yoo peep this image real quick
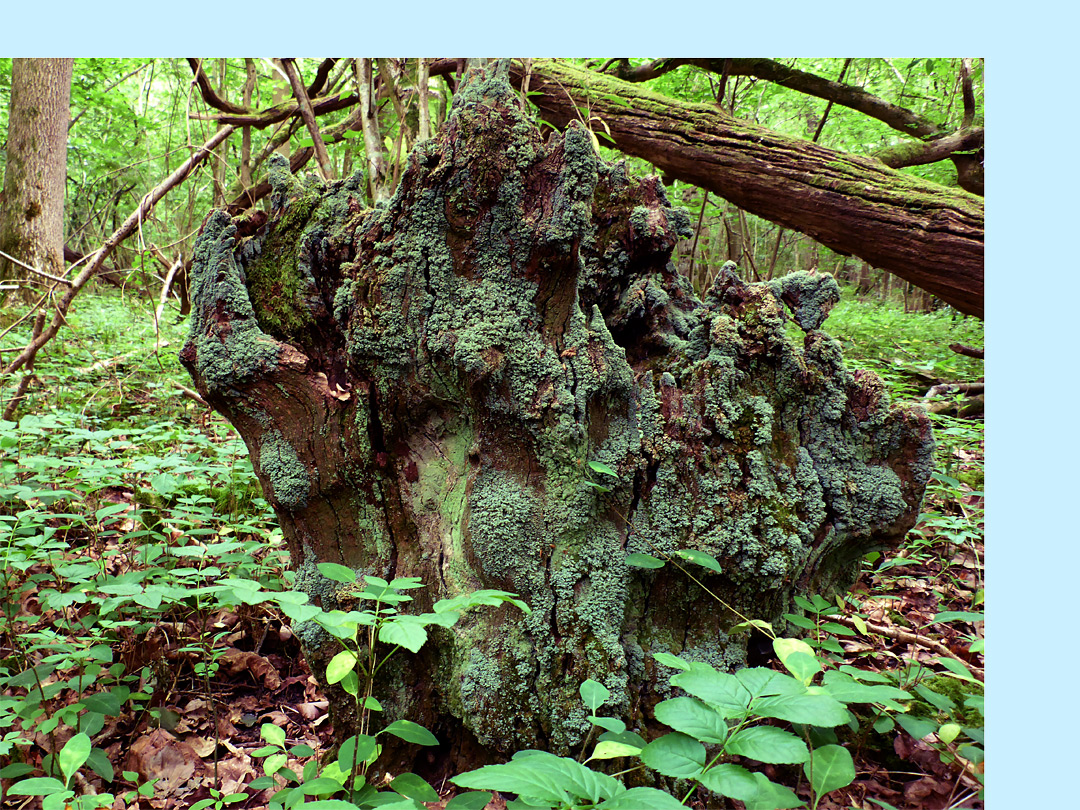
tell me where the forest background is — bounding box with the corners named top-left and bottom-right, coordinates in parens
top-left (0, 17), bottom-right (1067, 810)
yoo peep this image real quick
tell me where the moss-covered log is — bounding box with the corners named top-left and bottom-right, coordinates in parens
top-left (181, 63), bottom-right (933, 779)
top-left (508, 59), bottom-right (984, 318)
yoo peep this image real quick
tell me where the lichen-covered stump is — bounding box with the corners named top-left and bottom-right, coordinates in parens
top-left (181, 64), bottom-right (933, 776)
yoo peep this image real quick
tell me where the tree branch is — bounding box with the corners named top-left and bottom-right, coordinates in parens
top-left (2, 126), bottom-right (235, 376)
top-left (281, 58), bottom-right (334, 181)
top-left (874, 126), bottom-right (984, 169)
top-left (191, 91), bottom-right (358, 128)
top-left (605, 58), bottom-right (949, 141)
top-left (187, 58), bottom-right (249, 114)
top-left (306, 58), bottom-right (339, 98)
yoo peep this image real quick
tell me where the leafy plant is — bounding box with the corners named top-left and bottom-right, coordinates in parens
top-left (451, 636), bottom-right (902, 809)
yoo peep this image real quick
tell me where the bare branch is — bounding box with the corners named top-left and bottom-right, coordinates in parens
top-left (281, 58), bottom-right (335, 181)
top-left (190, 90), bottom-right (358, 128)
top-left (604, 58), bottom-right (949, 140)
top-left (874, 126), bottom-right (984, 169)
top-left (306, 58), bottom-right (339, 97)
top-left (187, 58), bottom-right (249, 114)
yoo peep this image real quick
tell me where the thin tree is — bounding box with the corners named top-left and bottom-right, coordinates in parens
top-left (0, 58), bottom-right (73, 305)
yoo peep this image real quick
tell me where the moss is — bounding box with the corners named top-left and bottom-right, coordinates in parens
top-left (256, 429), bottom-right (311, 511)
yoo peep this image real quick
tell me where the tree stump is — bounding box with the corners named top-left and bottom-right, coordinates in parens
top-left (181, 63), bottom-right (933, 776)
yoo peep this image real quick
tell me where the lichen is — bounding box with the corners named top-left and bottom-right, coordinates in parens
top-left (767, 270), bottom-right (842, 331)
top-left (257, 429), bottom-right (310, 511)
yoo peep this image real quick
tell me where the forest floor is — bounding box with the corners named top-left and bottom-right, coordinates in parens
top-left (0, 290), bottom-right (984, 810)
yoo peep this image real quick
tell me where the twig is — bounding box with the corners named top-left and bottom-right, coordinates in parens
top-left (948, 342), bottom-right (984, 360)
top-left (830, 615), bottom-right (983, 679)
top-left (154, 257), bottom-right (184, 327)
top-left (0, 248), bottom-right (74, 287)
top-left (2, 311), bottom-right (45, 420)
top-left (175, 382), bottom-right (209, 407)
top-left (924, 382), bottom-right (984, 400)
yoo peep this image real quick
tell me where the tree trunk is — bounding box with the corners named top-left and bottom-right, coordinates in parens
top-left (508, 60), bottom-right (984, 318)
top-left (181, 64), bottom-right (933, 780)
top-left (1, 58), bottom-right (73, 304)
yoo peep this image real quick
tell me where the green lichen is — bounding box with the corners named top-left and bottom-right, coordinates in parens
top-left (767, 270), bottom-right (842, 331)
top-left (257, 429), bottom-right (310, 511)
top-left (184, 211), bottom-right (280, 394)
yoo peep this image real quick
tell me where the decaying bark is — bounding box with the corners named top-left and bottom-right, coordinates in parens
top-left (181, 64), bottom-right (933, 777)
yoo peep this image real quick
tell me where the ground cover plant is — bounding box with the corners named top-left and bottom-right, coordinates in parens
top-left (0, 283), bottom-right (983, 809)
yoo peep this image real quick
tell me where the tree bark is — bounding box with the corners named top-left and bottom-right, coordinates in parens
top-left (180, 64), bottom-right (933, 779)
top-left (508, 60), bottom-right (984, 318)
top-left (0, 58), bottom-right (73, 304)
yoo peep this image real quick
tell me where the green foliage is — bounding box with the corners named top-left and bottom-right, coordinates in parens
top-left (452, 641), bottom-right (870, 809)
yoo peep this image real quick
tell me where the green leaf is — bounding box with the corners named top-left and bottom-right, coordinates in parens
top-left (805, 744), bottom-right (856, 797)
top-left (753, 691), bottom-right (850, 727)
top-left (895, 713), bottom-right (938, 740)
top-left (379, 619), bottom-right (428, 653)
top-left (85, 746), bottom-right (114, 782)
top-left (317, 563), bottom-right (356, 583)
top-left (937, 657), bottom-right (978, 682)
top-left (452, 750), bottom-right (622, 805)
top-left (697, 762), bottom-right (760, 801)
top-left (725, 726), bottom-right (809, 764)
top-left (263, 753), bottom-right (287, 776)
top-left (672, 549), bottom-right (722, 573)
top-left (670, 666), bottom-right (750, 717)
top-left (728, 619), bottom-right (774, 636)
top-left (639, 732), bottom-right (706, 778)
top-left (325, 650), bottom-right (358, 684)
top-left (261, 722), bottom-right (286, 748)
top-left (8, 776), bottom-right (68, 796)
top-left (382, 720), bottom-right (439, 746)
top-left (598, 729), bottom-right (648, 749)
top-left (588, 740), bottom-right (642, 760)
top-left (626, 552), bottom-right (665, 569)
top-left (446, 792), bottom-right (493, 810)
top-left (821, 670), bottom-right (911, 707)
top-left (81, 691), bottom-right (123, 716)
top-left (579, 679), bottom-right (610, 712)
top-left (652, 651), bottom-right (692, 671)
top-left (588, 715), bottom-right (625, 734)
top-left (58, 732), bottom-right (91, 785)
top-left (300, 776), bottom-right (349, 795)
top-left (742, 772), bottom-right (805, 809)
top-left (150, 473), bottom-right (178, 496)
top-left (937, 722), bottom-right (962, 744)
top-left (596, 786), bottom-right (688, 808)
top-left (653, 696), bottom-right (729, 745)
top-left (773, 637), bottom-right (820, 685)
top-left (586, 460), bottom-right (618, 478)
top-left (391, 772), bottom-right (440, 803)
top-left (932, 611), bottom-right (984, 623)
top-left (339, 669), bottom-right (360, 696)
top-left (338, 734), bottom-right (378, 770)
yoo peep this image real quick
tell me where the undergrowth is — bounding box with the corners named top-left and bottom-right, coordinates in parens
top-left (0, 288), bottom-right (985, 808)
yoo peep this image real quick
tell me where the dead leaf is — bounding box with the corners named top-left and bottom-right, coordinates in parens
top-left (219, 648), bottom-right (283, 690)
top-left (126, 728), bottom-right (203, 789)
